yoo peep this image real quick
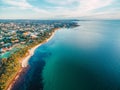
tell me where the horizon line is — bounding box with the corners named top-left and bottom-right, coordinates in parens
top-left (0, 18), bottom-right (78, 20)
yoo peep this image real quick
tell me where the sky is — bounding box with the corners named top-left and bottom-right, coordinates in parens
top-left (0, 0), bottom-right (120, 19)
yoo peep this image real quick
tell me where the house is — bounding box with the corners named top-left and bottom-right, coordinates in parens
top-left (30, 34), bottom-right (38, 39)
top-left (23, 31), bottom-right (31, 36)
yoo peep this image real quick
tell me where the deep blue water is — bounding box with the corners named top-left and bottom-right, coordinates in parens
top-left (12, 20), bottom-right (120, 90)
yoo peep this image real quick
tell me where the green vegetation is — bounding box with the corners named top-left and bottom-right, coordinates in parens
top-left (0, 29), bottom-right (56, 90)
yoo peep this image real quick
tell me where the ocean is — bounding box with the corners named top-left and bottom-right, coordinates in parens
top-left (12, 20), bottom-right (120, 90)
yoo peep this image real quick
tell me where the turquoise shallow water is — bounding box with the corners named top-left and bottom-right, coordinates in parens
top-left (12, 20), bottom-right (120, 90)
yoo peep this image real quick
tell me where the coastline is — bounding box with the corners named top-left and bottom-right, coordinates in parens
top-left (7, 30), bottom-right (56, 90)
top-left (22, 29), bottom-right (56, 68)
top-left (22, 31), bottom-right (55, 67)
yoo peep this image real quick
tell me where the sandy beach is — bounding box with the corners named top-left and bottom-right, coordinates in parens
top-left (21, 44), bottom-right (42, 67)
top-left (7, 31), bottom-right (56, 90)
top-left (22, 31), bottom-right (55, 67)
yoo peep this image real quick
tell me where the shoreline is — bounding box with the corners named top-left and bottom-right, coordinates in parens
top-left (22, 31), bottom-right (55, 67)
top-left (7, 30), bottom-right (56, 90)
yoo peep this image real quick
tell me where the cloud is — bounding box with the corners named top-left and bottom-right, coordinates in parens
top-left (2, 0), bottom-right (32, 9)
top-left (67, 0), bottom-right (113, 17)
top-left (44, 0), bottom-right (114, 18)
top-left (1, 0), bottom-right (49, 14)
top-left (45, 0), bottom-right (79, 5)
top-left (0, 0), bottom-right (120, 19)
top-left (79, 0), bottom-right (113, 11)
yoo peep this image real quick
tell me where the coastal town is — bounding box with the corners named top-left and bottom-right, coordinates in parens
top-left (0, 20), bottom-right (79, 90)
top-left (0, 20), bottom-right (78, 59)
